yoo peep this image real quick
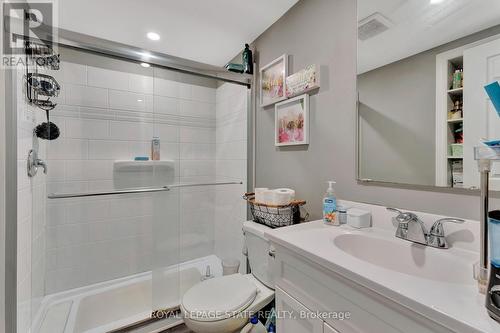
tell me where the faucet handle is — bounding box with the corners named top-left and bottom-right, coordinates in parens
top-left (387, 207), bottom-right (418, 224)
top-left (429, 218), bottom-right (465, 237)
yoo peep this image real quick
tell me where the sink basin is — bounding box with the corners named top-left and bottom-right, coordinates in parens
top-left (333, 233), bottom-right (475, 285)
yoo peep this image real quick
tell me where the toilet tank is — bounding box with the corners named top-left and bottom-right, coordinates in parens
top-left (243, 221), bottom-right (275, 289)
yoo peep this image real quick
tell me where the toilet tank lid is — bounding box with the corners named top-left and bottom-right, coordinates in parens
top-left (243, 220), bottom-right (272, 239)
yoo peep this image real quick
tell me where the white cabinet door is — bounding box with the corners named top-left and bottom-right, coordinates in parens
top-left (463, 37), bottom-right (500, 189)
top-left (275, 286), bottom-right (323, 333)
top-left (324, 322), bottom-right (340, 333)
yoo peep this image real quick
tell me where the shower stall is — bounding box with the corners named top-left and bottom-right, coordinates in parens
top-left (7, 27), bottom-right (252, 333)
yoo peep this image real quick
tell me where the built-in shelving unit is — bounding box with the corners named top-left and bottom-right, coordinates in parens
top-left (436, 47), bottom-right (465, 188)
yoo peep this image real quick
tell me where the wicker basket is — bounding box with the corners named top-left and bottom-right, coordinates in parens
top-left (243, 192), bottom-right (307, 228)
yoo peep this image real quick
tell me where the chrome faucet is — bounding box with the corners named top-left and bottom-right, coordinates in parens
top-left (387, 208), bottom-right (464, 249)
top-left (27, 149), bottom-right (48, 177)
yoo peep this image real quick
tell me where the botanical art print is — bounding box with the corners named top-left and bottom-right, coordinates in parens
top-left (260, 54), bottom-right (288, 107)
top-left (275, 94), bottom-right (309, 146)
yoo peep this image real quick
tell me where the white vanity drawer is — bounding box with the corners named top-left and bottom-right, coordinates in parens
top-left (272, 244), bottom-right (455, 333)
top-left (276, 286), bottom-right (324, 333)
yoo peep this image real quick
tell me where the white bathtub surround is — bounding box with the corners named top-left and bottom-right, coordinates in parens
top-left (266, 201), bottom-right (498, 333)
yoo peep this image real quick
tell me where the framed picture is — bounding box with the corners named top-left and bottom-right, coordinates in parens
top-left (285, 64), bottom-right (320, 98)
top-left (260, 54), bottom-right (288, 107)
top-left (275, 94), bottom-right (309, 146)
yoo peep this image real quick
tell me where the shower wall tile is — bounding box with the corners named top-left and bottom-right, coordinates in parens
top-left (87, 66), bottom-right (130, 90)
top-left (88, 140), bottom-right (129, 159)
top-left (65, 118), bottom-right (109, 139)
top-left (53, 62), bottom-right (87, 85)
top-left (180, 127), bottom-right (216, 143)
top-left (154, 95), bottom-right (179, 115)
top-left (154, 78), bottom-right (180, 98)
top-left (109, 120), bottom-right (154, 141)
top-left (48, 138), bottom-right (89, 160)
top-left (109, 90), bottom-right (151, 112)
top-left (192, 85), bottom-right (216, 103)
top-left (129, 73), bottom-right (154, 94)
top-left (154, 123), bottom-right (180, 142)
top-left (180, 143), bottom-right (216, 160)
top-left (65, 84), bottom-right (109, 108)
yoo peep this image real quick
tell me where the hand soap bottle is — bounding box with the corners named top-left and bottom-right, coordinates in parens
top-left (323, 181), bottom-right (339, 225)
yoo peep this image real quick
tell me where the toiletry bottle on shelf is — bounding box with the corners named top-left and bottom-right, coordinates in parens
top-left (241, 316), bottom-right (266, 333)
top-left (151, 137), bottom-right (160, 161)
top-left (323, 181), bottom-right (339, 226)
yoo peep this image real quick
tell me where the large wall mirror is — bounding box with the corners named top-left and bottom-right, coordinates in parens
top-left (357, 0), bottom-right (500, 190)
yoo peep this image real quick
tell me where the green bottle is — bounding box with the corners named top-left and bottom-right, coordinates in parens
top-left (242, 44), bottom-right (253, 75)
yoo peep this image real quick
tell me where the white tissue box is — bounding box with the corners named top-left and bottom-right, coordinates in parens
top-left (347, 208), bottom-right (371, 228)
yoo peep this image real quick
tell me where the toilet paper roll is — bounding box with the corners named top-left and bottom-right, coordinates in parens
top-left (260, 190), bottom-right (276, 205)
top-left (254, 188), bottom-right (269, 204)
top-left (271, 188), bottom-right (295, 206)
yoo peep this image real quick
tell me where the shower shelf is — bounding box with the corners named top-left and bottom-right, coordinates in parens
top-left (113, 160), bottom-right (175, 172)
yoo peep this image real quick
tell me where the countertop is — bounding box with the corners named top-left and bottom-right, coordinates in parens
top-left (265, 221), bottom-right (500, 333)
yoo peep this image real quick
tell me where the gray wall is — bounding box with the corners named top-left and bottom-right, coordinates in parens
top-left (358, 53), bottom-right (436, 186)
top-left (251, 0), bottom-right (493, 221)
top-left (357, 24), bottom-right (500, 187)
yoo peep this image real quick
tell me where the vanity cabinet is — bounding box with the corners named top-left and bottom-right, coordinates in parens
top-left (272, 243), bottom-right (457, 333)
top-left (276, 286), bottom-right (325, 333)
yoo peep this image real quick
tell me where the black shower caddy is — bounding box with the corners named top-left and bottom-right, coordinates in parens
top-left (25, 39), bottom-right (61, 140)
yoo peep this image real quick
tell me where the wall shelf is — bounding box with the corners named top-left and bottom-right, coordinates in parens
top-left (435, 47), bottom-right (465, 188)
top-left (447, 87), bottom-right (463, 95)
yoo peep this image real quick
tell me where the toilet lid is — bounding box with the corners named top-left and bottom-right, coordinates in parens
top-left (181, 274), bottom-right (257, 322)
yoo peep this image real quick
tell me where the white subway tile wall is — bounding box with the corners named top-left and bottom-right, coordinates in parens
top-left (16, 57), bottom-right (247, 333)
top-left (16, 65), bottom-right (47, 333)
top-left (44, 60), bottom-right (222, 294)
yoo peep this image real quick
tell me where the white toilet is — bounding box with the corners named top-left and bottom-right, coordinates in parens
top-left (181, 221), bottom-right (275, 333)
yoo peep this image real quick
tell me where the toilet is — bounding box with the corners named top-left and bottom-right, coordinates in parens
top-left (181, 221), bottom-right (275, 333)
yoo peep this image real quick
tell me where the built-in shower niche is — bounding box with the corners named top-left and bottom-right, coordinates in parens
top-left (113, 160), bottom-right (175, 189)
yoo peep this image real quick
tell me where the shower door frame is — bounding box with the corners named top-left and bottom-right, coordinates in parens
top-left (3, 16), bottom-right (255, 333)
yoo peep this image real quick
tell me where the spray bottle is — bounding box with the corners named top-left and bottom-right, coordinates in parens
top-left (323, 181), bottom-right (339, 225)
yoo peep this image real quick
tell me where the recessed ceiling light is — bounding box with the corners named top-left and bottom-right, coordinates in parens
top-left (430, 0), bottom-right (445, 4)
top-left (137, 99), bottom-right (143, 102)
top-left (147, 32), bottom-right (160, 41)
top-left (140, 62), bottom-right (150, 68)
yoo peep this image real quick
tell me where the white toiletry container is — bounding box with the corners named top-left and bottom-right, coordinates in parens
top-left (347, 208), bottom-right (371, 228)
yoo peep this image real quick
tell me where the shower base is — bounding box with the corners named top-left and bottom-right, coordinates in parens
top-left (33, 255), bottom-right (222, 333)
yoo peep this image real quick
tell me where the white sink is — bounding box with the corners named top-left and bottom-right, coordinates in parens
top-left (333, 233), bottom-right (473, 284)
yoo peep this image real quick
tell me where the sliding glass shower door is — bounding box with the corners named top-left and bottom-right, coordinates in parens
top-left (37, 47), bottom-right (181, 332)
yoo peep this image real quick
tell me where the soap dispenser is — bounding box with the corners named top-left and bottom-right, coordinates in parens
top-left (323, 181), bottom-right (338, 225)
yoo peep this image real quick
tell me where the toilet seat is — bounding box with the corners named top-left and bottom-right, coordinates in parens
top-left (181, 274), bottom-right (258, 322)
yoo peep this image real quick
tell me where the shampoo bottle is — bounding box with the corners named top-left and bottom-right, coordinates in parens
top-left (323, 181), bottom-right (339, 225)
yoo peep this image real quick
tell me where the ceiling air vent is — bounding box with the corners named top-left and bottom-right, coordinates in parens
top-left (358, 13), bottom-right (393, 41)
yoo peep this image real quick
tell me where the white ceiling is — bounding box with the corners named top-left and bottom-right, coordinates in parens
top-left (57, 0), bottom-right (299, 66)
top-left (358, 0), bottom-right (500, 74)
